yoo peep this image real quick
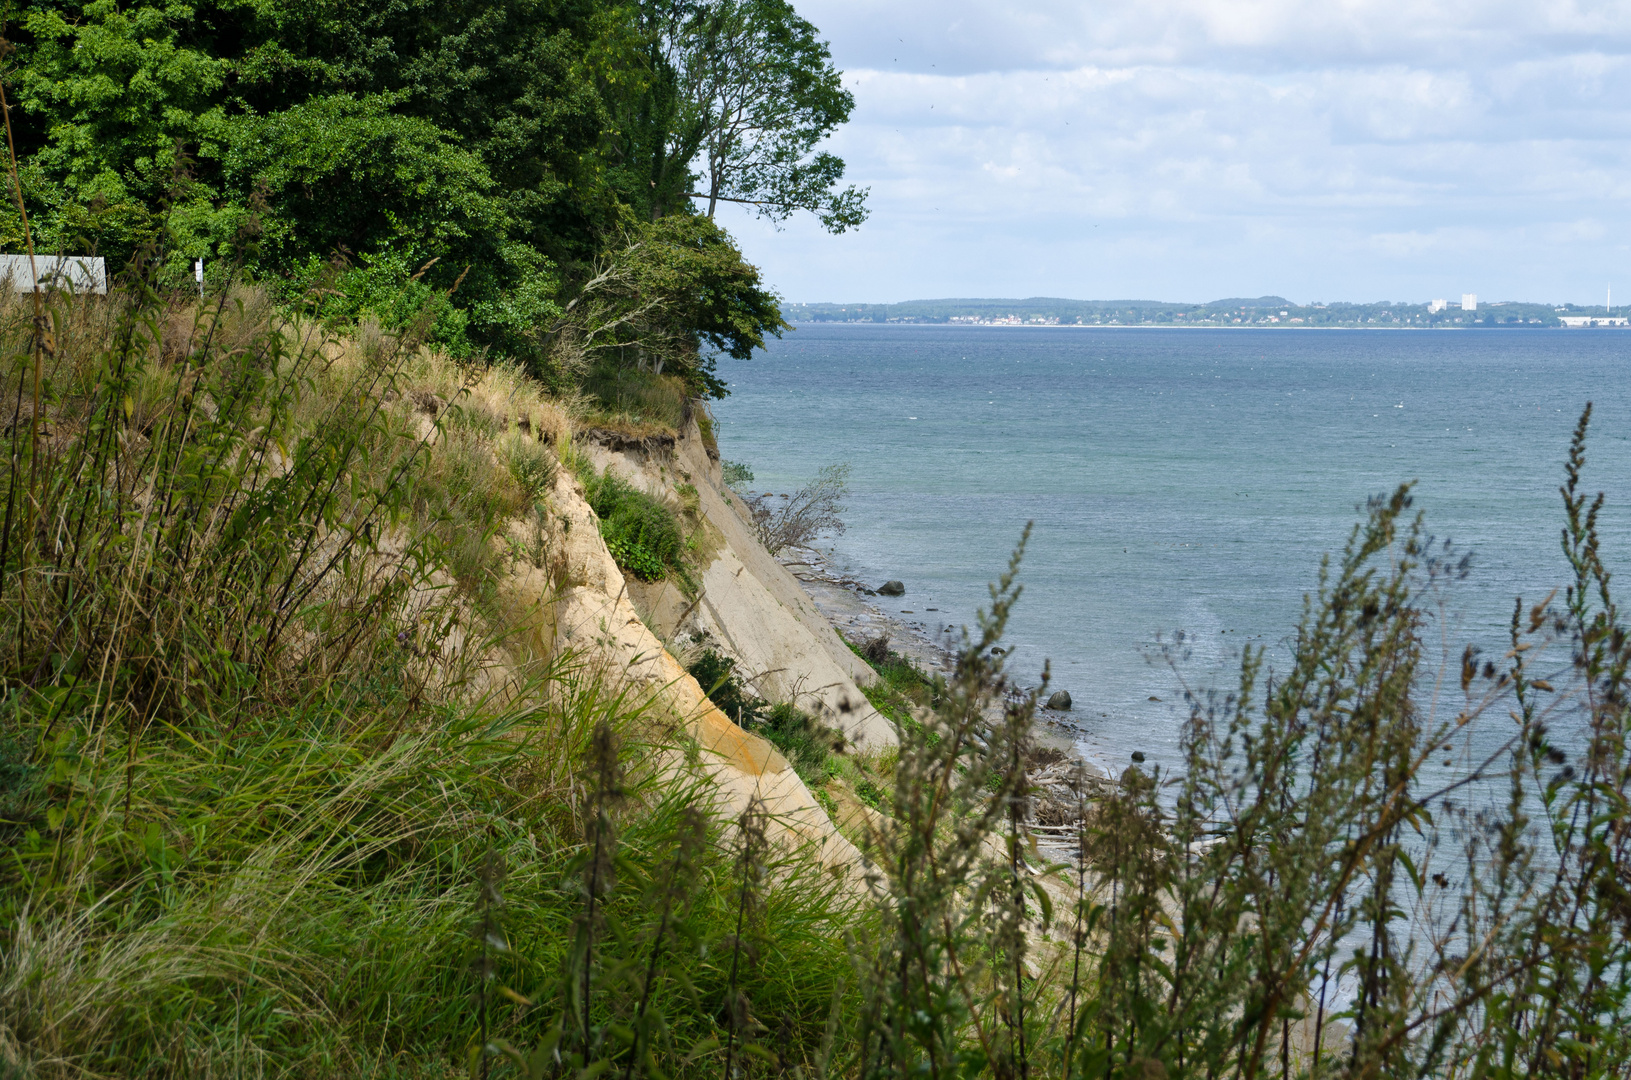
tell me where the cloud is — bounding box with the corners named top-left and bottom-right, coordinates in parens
top-left (715, 0), bottom-right (1631, 304)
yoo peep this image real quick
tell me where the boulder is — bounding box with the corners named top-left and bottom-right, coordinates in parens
top-left (877, 580), bottom-right (905, 596)
top-left (1046, 690), bottom-right (1072, 711)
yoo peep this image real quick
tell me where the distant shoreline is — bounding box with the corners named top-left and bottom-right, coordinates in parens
top-left (782, 295), bottom-right (1614, 329)
top-left (784, 321), bottom-right (1606, 331)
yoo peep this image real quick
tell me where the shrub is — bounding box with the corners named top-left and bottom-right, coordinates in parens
top-left (758, 702), bottom-right (836, 787)
top-left (686, 651), bottom-right (835, 788)
top-left (290, 247), bottom-right (475, 358)
top-left (687, 649), bottom-right (761, 725)
top-left (844, 631), bottom-right (939, 728)
top-left (746, 462), bottom-right (849, 555)
top-left (584, 470), bottom-right (686, 583)
top-left (502, 432), bottom-right (558, 503)
top-left (721, 460), bottom-right (754, 487)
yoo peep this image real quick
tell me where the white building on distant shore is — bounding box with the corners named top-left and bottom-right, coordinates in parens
top-left (1429, 298), bottom-right (1447, 313)
top-left (1558, 315), bottom-right (1630, 328)
top-left (1462, 293), bottom-right (1477, 311)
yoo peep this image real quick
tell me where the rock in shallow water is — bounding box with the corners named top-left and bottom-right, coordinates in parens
top-left (1046, 690), bottom-right (1072, 711)
top-left (877, 580), bottom-right (905, 596)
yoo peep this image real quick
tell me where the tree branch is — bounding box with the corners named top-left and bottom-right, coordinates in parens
top-left (685, 191), bottom-right (788, 208)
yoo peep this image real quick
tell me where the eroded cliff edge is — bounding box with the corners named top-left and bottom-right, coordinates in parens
top-left (495, 413), bottom-right (892, 868)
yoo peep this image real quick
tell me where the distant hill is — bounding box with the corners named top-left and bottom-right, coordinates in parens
top-left (780, 296), bottom-right (1594, 329)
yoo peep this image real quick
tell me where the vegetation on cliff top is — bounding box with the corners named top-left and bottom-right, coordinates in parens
top-left (3, 0), bottom-right (866, 407)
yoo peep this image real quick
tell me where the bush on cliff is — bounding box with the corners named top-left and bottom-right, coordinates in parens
top-left (584, 469), bottom-right (688, 585)
top-left (686, 649), bottom-right (837, 788)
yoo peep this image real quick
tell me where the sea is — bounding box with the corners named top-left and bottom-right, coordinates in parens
top-left (712, 324), bottom-right (1631, 779)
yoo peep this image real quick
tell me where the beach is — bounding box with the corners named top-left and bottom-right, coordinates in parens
top-left (776, 542), bottom-right (1111, 778)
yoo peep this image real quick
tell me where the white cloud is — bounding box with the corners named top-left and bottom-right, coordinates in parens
top-left (716, 0), bottom-right (1631, 303)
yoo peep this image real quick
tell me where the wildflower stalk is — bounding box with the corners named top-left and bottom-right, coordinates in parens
top-left (624, 806), bottom-right (705, 1080)
top-left (721, 797), bottom-right (766, 1080)
top-left (580, 720), bottom-right (624, 1058)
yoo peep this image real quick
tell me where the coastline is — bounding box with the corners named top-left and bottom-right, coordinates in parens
top-left (775, 542), bottom-right (1115, 783)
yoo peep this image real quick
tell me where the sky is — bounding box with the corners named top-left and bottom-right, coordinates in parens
top-left (710, 0), bottom-right (1631, 306)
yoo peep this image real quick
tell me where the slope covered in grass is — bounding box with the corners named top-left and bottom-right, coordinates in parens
top-left (0, 282), bottom-right (860, 1077)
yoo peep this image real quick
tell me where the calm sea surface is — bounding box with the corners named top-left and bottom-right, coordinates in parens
top-left (712, 325), bottom-right (1631, 776)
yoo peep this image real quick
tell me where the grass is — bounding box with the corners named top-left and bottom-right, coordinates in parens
top-left (685, 650), bottom-right (838, 790)
top-left (0, 274), bottom-right (860, 1078)
top-left (9, 255), bottom-right (1631, 1078)
top-left (576, 363), bottom-right (691, 434)
top-left (842, 631), bottom-right (940, 731)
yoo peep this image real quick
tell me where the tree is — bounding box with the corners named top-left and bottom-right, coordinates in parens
top-left (596, 0), bottom-right (712, 223)
top-left (548, 213), bottom-right (785, 398)
top-left (4, 0), bottom-right (853, 371)
top-left (663, 0), bottom-right (866, 233)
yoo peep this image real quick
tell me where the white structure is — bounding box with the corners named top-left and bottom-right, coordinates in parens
top-left (1429, 298), bottom-right (1448, 313)
top-left (1559, 315), bottom-right (1630, 328)
top-left (0, 254), bottom-right (107, 294)
top-left (1461, 293), bottom-right (1477, 311)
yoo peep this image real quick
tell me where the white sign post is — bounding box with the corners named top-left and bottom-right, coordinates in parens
top-left (194, 258), bottom-right (204, 300)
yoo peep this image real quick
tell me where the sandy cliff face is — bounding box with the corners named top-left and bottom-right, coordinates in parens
top-left (577, 420), bottom-right (895, 752)
top-left (497, 416), bottom-right (889, 868)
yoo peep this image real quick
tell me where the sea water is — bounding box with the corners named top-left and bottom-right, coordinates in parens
top-left (712, 324), bottom-right (1631, 776)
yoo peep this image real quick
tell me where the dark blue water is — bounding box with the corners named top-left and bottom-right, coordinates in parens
top-left (713, 325), bottom-right (1631, 774)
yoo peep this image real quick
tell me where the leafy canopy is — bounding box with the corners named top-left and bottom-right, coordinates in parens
top-left (3, 0), bottom-right (848, 379)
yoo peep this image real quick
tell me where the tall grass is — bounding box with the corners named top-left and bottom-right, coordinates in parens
top-left (5, 213), bottom-right (1631, 1079)
top-left (823, 407), bottom-right (1631, 1079)
top-left (1034, 407), bottom-right (1631, 1078)
top-left (0, 262), bottom-right (864, 1077)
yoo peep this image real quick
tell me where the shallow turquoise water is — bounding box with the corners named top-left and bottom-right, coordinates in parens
top-left (712, 325), bottom-right (1631, 775)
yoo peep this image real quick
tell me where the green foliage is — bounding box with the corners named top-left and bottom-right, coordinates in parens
top-left (721, 459), bottom-right (753, 486)
top-left (844, 631), bottom-right (938, 729)
top-left (756, 701), bottom-right (834, 786)
top-left (585, 469), bottom-right (686, 583)
top-left (292, 248), bottom-right (475, 355)
top-left (0, 728), bottom-right (33, 821)
top-left (686, 650), bottom-right (835, 787)
top-left (6, 0), bottom-right (830, 375)
top-left (553, 214), bottom-right (788, 400)
top-left (597, 0), bottom-right (866, 233)
top-left (688, 648), bottom-right (761, 724)
top-left (503, 434), bottom-right (559, 504)
top-left (674, 0), bottom-right (868, 231)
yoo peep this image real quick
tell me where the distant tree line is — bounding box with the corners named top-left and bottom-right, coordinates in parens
top-left (784, 296), bottom-right (1594, 328)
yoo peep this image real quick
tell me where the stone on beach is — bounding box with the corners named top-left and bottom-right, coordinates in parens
top-left (877, 580), bottom-right (905, 596)
top-left (1046, 690), bottom-right (1072, 711)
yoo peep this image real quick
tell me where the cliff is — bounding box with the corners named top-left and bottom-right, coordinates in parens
top-left (495, 412), bottom-right (894, 867)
